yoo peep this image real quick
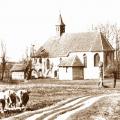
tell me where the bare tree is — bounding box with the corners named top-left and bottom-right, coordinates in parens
top-left (24, 46), bottom-right (32, 80)
top-left (91, 24), bottom-right (120, 84)
top-left (0, 41), bottom-right (7, 81)
top-left (25, 59), bottom-right (32, 80)
top-left (91, 23), bottom-right (120, 60)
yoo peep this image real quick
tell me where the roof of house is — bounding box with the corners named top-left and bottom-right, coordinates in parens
top-left (10, 64), bottom-right (26, 72)
top-left (32, 47), bottom-right (49, 58)
top-left (59, 56), bottom-right (84, 67)
top-left (34, 32), bottom-right (114, 58)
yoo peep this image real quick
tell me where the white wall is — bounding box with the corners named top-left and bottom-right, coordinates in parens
top-left (59, 67), bottom-right (73, 80)
top-left (32, 51), bottom-right (105, 79)
top-left (69, 51), bottom-right (104, 79)
top-left (84, 67), bottom-right (99, 79)
top-left (12, 72), bottom-right (24, 80)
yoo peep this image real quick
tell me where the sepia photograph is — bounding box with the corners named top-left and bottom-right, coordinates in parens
top-left (0, 0), bottom-right (120, 119)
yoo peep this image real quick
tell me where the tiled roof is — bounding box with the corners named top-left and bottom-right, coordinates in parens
top-left (32, 47), bottom-right (49, 58)
top-left (59, 56), bottom-right (84, 67)
top-left (10, 64), bottom-right (26, 72)
top-left (35, 32), bottom-right (114, 58)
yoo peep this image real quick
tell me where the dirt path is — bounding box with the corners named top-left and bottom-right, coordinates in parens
top-left (2, 93), bottom-right (120, 120)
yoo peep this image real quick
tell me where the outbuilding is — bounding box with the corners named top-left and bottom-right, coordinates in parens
top-left (59, 56), bottom-right (84, 80)
top-left (10, 64), bottom-right (26, 80)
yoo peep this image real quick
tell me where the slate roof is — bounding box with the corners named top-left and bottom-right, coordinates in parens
top-left (10, 64), bottom-right (26, 72)
top-left (59, 56), bottom-right (83, 67)
top-left (35, 32), bottom-right (114, 58)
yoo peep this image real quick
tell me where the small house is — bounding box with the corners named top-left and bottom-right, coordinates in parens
top-left (59, 56), bottom-right (84, 80)
top-left (10, 64), bottom-right (26, 80)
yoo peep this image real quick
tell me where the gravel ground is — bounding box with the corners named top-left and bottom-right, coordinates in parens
top-left (71, 95), bottom-right (120, 120)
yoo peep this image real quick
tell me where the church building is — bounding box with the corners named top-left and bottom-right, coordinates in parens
top-left (31, 14), bottom-right (114, 80)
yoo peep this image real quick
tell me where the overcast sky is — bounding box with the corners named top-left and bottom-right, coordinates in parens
top-left (0, 0), bottom-right (120, 61)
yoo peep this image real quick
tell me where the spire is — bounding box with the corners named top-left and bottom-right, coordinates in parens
top-left (56, 13), bottom-right (65, 37)
top-left (56, 13), bottom-right (65, 26)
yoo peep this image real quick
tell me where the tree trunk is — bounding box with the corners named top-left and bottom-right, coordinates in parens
top-left (1, 64), bottom-right (5, 81)
top-left (113, 73), bottom-right (117, 88)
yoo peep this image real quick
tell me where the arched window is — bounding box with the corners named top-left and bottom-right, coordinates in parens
top-left (83, 54), bottom-right (87, 68)
top-left (39, 58), bottom-right (42, 63)
top-left (54, 70), bottom-right (57, 77)
top-left (94, 53), bottom-right (100, 66)
top-left (46, 59), bottom-right (50, 69)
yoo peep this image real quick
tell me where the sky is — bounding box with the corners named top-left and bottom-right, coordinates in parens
top-left (0, 0), bottom-right (120, 61)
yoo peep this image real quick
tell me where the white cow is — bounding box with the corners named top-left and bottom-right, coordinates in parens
top-left (4, 90), bottom-right (17, 108)
top-left (16, 89), bottom-right (30, 109)
top-left (0, 91), bottom-right (5, 113)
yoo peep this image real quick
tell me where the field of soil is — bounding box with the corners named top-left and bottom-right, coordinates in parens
top-left (0, 78), bottom-right (120, 119)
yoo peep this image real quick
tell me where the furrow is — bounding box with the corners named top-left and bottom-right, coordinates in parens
top-left (55, 96), bottom-right (105, 120)
top-left (25, 96), bottom-right (90, 120)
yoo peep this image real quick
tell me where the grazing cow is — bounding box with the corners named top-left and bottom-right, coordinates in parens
top-left (0, 91), bottom-right (5, 113)
top-left (16, 89), bottom-right (30, 109)
top-left (4, 90), bottom-right (17, 108)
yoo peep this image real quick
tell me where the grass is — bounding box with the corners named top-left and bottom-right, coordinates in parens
top-left (0, 78), bottom-right (120, 119)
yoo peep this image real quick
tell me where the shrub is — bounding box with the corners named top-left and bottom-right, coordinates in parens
top-left (104, 61), bottom-right (118, 88)
top-left (105, 61), bottom-right (118, 76)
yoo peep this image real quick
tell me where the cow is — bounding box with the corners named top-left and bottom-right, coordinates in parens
top-left (0, 90), bottom-right (16, 114)
top-left (4, 90), bottom-right (17, 108)
top-left (0, 91), bottom-right (5, 114)
top-left (16, 89), bottom-right (30, 110)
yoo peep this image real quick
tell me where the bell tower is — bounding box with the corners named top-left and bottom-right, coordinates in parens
top-left (56, 13), bottom-right (65, 37)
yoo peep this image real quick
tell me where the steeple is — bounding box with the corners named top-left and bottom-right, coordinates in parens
top-left (56, 13), bottom-right (65, 37)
